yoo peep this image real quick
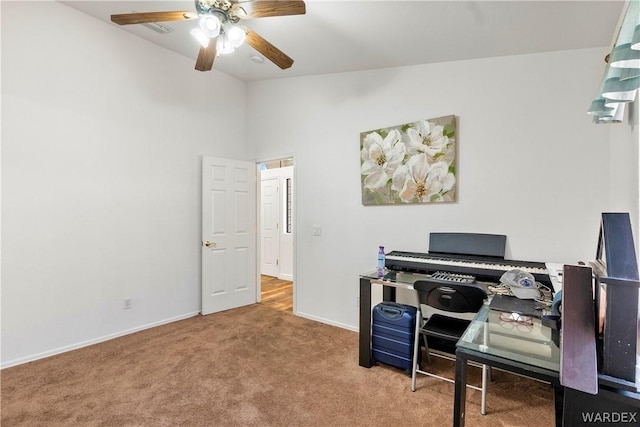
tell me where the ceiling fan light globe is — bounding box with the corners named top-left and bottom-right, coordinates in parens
top-left (217, 33), bottom-right (235, 55)
top-left (199, 15), bottom-right (221, 38)
top-left (190, 28), bottom-right (210, 48)
top-left (227, 25), bottom-right (247, 48)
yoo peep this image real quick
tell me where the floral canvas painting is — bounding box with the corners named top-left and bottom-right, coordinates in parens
top-left (360, 115), bottom-right (457, 205)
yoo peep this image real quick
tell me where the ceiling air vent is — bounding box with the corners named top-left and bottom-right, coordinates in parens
top-left (142, 22), bottom-right (173, 34)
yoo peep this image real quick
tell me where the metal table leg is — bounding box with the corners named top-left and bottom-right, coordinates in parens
top-left (454, 351), bottom-right (468, 427)
top-left (359, 277), bottom-right (373, 367)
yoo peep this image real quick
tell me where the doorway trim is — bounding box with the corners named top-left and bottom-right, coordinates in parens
top-left (256, 155), bottom-right (297, 314)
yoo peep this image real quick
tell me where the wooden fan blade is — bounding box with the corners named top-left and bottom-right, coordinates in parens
top-left (111, 11), bottom-right (196, 25)
top-left (233, 1), bottom-right (306, 19)
top-left (195, 40), bottom-right (217, 72)
top-left (245, 29), bottom-right (293, 69)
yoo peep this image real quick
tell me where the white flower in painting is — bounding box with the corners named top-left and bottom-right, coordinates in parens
top-left (391, 164), bottom-right (409, 193)
top-left (406, 120), bottom-right (450, 159)
top-left (397, 153), bottom-right (443, 203)
top-left (427, 160), bottom-right (456, 193)
top-left (360, 130), bottom-right (406, 190)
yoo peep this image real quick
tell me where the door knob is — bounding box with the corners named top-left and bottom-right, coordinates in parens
top-left (203, 241), bottom-right (216, 248)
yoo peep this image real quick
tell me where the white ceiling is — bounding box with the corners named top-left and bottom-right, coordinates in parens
top-left (62, 0), bottom-right (625, 82)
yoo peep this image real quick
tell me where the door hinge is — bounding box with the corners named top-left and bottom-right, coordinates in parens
top-left (276, 259), bottom-right (279, 266)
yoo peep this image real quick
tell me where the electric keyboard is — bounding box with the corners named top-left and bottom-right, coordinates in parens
top-left (386, 233), bottom-right (551, 285)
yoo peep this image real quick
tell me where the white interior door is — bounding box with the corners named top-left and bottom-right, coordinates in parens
top-left (260, 175), bottom-right (280, 277)
top-left (278, 166), bottom-right (294, 281)
top-left (201, 156), bottom-right (256, 315)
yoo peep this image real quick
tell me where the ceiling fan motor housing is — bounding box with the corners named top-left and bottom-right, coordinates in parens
top-left (196, 0), bottom-right (232, 15)
top-left (195, 0), bottom-right (241, 24)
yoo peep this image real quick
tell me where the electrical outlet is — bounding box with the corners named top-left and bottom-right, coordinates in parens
top-left (123, 297), bottom-right (132, 310)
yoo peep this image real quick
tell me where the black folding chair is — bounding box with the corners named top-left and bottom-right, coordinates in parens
top-left (411, 280), bottom-right (489, 415)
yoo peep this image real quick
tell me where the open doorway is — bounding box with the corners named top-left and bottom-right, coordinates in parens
top-left (258, 158), bottom-right (294, 313)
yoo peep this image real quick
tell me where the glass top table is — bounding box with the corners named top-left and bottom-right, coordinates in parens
top-left (360, 269), bottom-right (430, 287)
top-left (454, 302), bottom-right (562, 427)
top-left (458, 303), bottom-right (560, 372)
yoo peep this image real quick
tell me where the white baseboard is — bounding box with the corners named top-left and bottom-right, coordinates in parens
top-left (278, 273), bottom-right (293, 281)
top-left (1, 311), bottom-right (200, 369)
top-left (294, 310), bottom-right (358, 333)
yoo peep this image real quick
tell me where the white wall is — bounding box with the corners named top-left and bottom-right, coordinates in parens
top-left (1, 2), bottom-right (248, 366)
top-left (246, 48), bottom-right (631, 331)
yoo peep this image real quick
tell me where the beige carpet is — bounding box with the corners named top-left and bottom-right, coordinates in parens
top-left (1, 304), bottom-right (554, 426)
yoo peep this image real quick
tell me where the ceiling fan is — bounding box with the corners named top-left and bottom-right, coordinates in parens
top-left (110, 0), bottom-right (306, 72)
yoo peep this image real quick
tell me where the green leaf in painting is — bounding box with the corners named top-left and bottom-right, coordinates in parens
top-left (373, 191), bottom-right (385, 205)
top-left (443, 123), bottom-right (455, 138)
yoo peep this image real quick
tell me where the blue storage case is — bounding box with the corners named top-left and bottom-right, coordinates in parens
top-left (372, 302), bottom-right (418, 373)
